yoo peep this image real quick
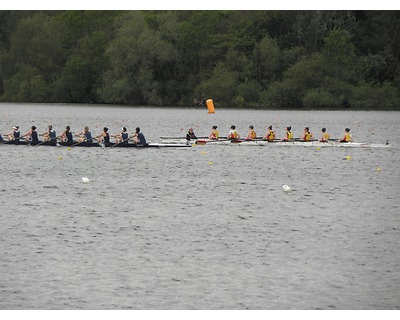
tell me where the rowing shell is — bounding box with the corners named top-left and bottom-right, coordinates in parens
top-left (162, 138), bottom-right (390, 148)
top-left (0, 140), bottom-right (191, 148)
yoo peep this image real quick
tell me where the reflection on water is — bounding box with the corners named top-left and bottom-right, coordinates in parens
top-left (0, 104), bottom-right (399, 309)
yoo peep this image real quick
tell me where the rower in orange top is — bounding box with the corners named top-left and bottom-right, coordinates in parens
top-left (302, 127), bottom-right (314, 141)
top-left (227, 125), bottom-right (240, 140)
top-left (320, 127), bottom-right (330, 142)
top-left (264, 125), bottom-right (276, 141)
top-left (209, 125), bottom-right (219, 140)
top-left (246, 125), bottom-right (257, 140)
top-left (340, 128), bottom-right (353, 142)
top-left (282, 126), bottom-right (293, 141)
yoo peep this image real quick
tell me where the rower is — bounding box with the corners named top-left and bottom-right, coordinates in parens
top-left (302, 127), bottom-right (314, 141)
top-left (77, 126), bottom-right (93, 143)
top-left (246, 125), bottom-right (257, 140)
top-left (282, 126), bottom-right (293, 141)
top-left (60, 126), bottom-right (74, 144)
top-left (23, 125), bottom-right (40, 145)
top-left (186, 128), bottom-right (197, 141)
top-left (97, 127), bottom-right (111, 145)
top-left (320, 128), bottom-right (330, 142)
top-left (113, 127), bottom-right (129, 144)
top-left (209, 125), bottom-right (219, 140)
top-left (264, 125), bottom-right (276, 141)
top-left (41, 125), bottom-right (57, 143)
top-left (340, 128), bottom-right (353, 142)
top-left (131, 127), bottom-right (147, 145)
top-left (227, 125), bottom-right (240, 140)
top-left (7, 126), bottom-right (20, 141)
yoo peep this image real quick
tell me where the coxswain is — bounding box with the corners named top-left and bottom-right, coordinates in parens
top-left (41, 125), bottom-right (57, 143)
top-left (131, 127), bottom-right (147, 145)
top-left (320, 128), bottom-right (330, 142)
top-left (77, 126), bottom-right (93, 143)
top-left (209, 125), bottom-right (219, 140)
top-left (113, 127), bottom-right (129, 144)
top-left (60, 126), bottom-right (74, 144)
top-left (97, 127), bottom-right (111, 146)
top-left (227, 125), bottom-right (240, 140)
top-left (302, 127), bottom-right (314, 141)
top-left (340, 128), bottom-right (353, 142)
top-left (23, 125), bottom-right (40, 145)
top-left (246, 125), bottom-right (257, 140)
top-left (282, 126), bottom-right (293, 141)
top-left (186, 128), bottom-right (197, 141)
top-left (264, 125), bottom-right (276, 141)
top-left (7, 126), bottom-right (20, 141)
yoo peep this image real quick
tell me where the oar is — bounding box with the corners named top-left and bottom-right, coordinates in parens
top-left (35, 135), bottom-right (62, 146)
top-left (110, 137), bottom-right (132, 148)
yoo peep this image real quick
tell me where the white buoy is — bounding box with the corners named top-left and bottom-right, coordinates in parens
top-left (282, 185), bottom-right (292, 192)
top-left (82, 177), bottom-right (90, 184)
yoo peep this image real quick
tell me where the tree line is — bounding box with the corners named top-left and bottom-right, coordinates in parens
top-left (0, 10), bottom-right (399, 109)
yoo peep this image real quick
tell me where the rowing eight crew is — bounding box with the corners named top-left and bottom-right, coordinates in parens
top-left (0, 125), bottom-right (147, 145)
top-left (183, 125), bottom-right (353, 142)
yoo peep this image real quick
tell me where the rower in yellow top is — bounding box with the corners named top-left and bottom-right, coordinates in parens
top-left (264, 125), bottom-right (276, 141)
top-left (301, 127), bottom-right (314, 141)
top-left (227, 125), bottom-right (240, 140)
top-left (320, 127), bottom-right (330, 142)
top-left (246, 125), bottom-right (257, 140)
top-left (209, 125), bottom-right (219, 140)
top-left (340, 128), bottom-right (353, 142)
top-left (282, 126), bottom-right (293, 141)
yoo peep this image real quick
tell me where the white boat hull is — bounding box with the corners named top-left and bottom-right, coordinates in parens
top-left (162, 139), bottom-right (390, 148)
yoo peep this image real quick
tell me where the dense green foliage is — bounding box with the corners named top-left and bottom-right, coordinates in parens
top-left (0, 10), bottom-right (399, 109)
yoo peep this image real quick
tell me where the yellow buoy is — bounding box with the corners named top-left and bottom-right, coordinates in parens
top-left (68, 147), bottom-right (71, 150)
top-left (208, 161), bottom-right (213, 165)
top-left (206, 99), bottom-right (215, 114)
top-left (376, 167), bottom-right (382, 172)
top-left (282, 185), bottom-right (292, 192)
top-left (346, 155), bottom-right (352, 160)
top-left (58, 156), bottom-right (63, 160)
top-left (81, 177), bottom-right (90, 184)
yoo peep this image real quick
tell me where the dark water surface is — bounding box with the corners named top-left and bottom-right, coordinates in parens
top-left (1, 104), bottom-right (399, 309)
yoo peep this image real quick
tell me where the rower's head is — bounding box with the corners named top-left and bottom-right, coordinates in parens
top-left (212, 125), bottom-right (217, 129)
top-left (31, 125), bottom-right (36, 131)
top-left (321, 128), bottom-right (326, 132)
top-left (304, 127), bottom-right (309, 132)
top-left (84, 126), bottom-right (89, 132)
top-left (286, 126), bottom-right (291, 131)
top-left (122, 127), bottom-right (127, 132)
top-left (345, 128), bottom-right (350, 132)
top-left (48, 125), bottom-right (53, 130)
top-left (268, 125), bottom-right (272, 130)
top-left (136, 127), bottom-right (140, 133)
top-left (230, 125), bottom-right (236, 130)
top-left (103, 127), bottom-right (108, 132)
top-left (66, 126), bottom-right (70, 132)
top-left (13, 126), bottom-right (19, 130)
top-left (249, 125), bottom-right (254, 129)
top-left (188, 128), bottom-right (193, 132)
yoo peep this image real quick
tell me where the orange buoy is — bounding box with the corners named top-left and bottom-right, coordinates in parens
top-left (206, 99), bottom-right (215, 114)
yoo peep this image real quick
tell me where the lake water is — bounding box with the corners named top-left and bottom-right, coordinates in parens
top-left (0, 103), bottom-right (399, 310)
